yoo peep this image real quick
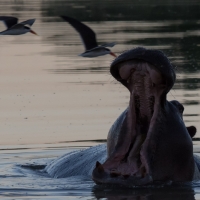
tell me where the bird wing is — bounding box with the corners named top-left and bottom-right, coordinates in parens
top-left (0, 16), bottom-right (18, 28)
top-left (101, 42), bottom-right (116, 48)
top-left (19, 19), bottom-right (35, 27)
top-left (60, 15), bottom-right (98, 50)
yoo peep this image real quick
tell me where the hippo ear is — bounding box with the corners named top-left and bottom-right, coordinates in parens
top-left (187, 126), bottom-right (196, 138)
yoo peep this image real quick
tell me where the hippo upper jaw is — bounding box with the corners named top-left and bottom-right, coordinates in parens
top-left (110, 47), bottom-right (176, 93)
top-left (92, 48), bottom-right (194, 186)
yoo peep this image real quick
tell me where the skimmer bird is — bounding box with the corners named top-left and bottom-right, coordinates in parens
top-left (60, 15), bottom-right (116, 58)
top-left (0, 16), bottom-right (37, 35)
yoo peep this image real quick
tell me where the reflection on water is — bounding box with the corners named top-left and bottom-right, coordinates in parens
top-left (0, 143), bottom-right (200, 199)
top-left (93, 185), bottom-right (196, 200)
top-left (41, 0), bottom-right (200, 21)
top-left (0, 0), bottom-right (200, 199)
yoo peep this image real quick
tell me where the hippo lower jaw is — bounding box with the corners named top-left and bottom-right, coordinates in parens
top-left (92, 60), bottom-right (167, 186)
top-left (93, 161), bottom-right (153, 186)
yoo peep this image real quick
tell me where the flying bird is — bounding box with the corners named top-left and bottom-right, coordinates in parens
top-left (0, 16), bottom-right (37, 35)
top-left (60, 15), bottom-right (117, 58)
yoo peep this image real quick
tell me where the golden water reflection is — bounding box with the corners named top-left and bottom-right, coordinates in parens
top-left (0, 0), bottom-right (199, 146)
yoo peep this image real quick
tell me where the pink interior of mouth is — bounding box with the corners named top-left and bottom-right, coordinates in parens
top-left (100, 60), bottom-right (166, 178)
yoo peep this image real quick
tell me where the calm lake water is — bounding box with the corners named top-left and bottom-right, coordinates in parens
top-left (0, 0), bottom-right (200, 199)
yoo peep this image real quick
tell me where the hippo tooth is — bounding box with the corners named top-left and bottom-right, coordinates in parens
top-left (122, 174), bottom-right (130, 179)
top-left (110, 169), bottom-right (121, 177)
top-left (96, 161), bottom-right (104, 173)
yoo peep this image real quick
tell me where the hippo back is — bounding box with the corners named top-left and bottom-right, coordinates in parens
top-left (45, 144), bottom-right (107, 178)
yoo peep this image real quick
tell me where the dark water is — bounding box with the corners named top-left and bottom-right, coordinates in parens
top-left (1, 142), bottom-right (200, 199)
top-left (0, 0), bottom-right (200, 199)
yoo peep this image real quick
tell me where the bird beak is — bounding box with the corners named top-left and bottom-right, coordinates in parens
top-left (30, 29), bottom-right (38, 35)
top-left (110, 52), bottom-right (117, 57)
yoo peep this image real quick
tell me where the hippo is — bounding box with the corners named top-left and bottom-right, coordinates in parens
top-left (45, 47), bottom-right (200, 186)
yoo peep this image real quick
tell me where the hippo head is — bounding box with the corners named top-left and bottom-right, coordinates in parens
top-left (110, 47), bottom-right (176, 95)
top-left (92, 47), bottom-right (194, 186)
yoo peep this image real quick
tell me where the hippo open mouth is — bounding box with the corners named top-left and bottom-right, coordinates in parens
top-left (92, 47), bottom-right (194, 186)
top-left (93, 60), bottom-right (166, 186)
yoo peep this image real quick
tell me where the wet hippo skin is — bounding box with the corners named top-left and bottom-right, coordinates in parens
top-left (45, 47), bottom-right (200, 186)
